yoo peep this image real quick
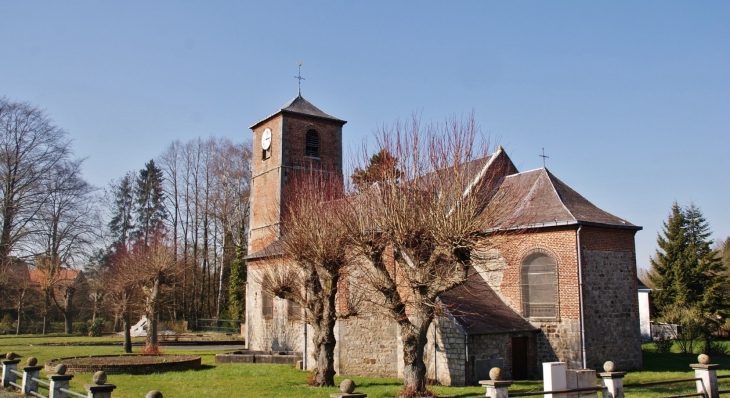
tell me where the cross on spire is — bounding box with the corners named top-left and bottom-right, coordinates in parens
top-left (540, 148), bottom-right (549, 168)
top-left (294, 62), bottom-right (305, 95)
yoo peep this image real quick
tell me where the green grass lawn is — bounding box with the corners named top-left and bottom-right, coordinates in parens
top-left (2, 336), bottom-right (729, 398)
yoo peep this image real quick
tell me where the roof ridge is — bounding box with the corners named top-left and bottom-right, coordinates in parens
top-left (543, 168), bottom-right (578, 223)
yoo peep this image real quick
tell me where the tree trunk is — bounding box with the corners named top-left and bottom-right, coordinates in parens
top-left (308, 272), bottom-right (339, 387)
top-left (399, 320), bottom-right (431, 397)
top-left (16, 293), bottom-right (23, 335)
top-left (63, 288), bottom-right (74, 334)
top-left (145, 280), bottom-right (160, 349)
top-left (123, 312), bottom-right (132, 353)
top-left (310, 321), bottom-right (337, 386)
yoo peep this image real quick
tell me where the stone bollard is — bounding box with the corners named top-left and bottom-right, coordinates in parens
top-left (84, 371), bottom-right (117, 398)
top-left (49, 363), bottom-right (74, 398)
top-left (330, 379), bottom-right (367, 398)
top-left (1, 355), bottom-right (21, 388)
top-left (598, 361), bottom-right (626, 398)
top-left (22, 357), bottom-right (43, 396)
top-left (479, 367), bottom-right (512, 398)
top-left (691, 354), bottom-right (719, 398)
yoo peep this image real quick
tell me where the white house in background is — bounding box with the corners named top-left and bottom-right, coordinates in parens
top-left (637, 279), bottom-right (652, 342)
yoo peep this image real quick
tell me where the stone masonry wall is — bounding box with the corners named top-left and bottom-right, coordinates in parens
top-left (580, 227), bottom-right (642, 371)
top-left (245, 261), bottom-right (303, 352)
top-left (336, 316), bottom-right (398, 378)
top-left (424, 317), bottom-right (466, 386)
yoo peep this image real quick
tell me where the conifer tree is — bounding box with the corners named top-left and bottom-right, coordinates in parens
top-left (227, 225), bottom-right (247, 320)
top-left (108, 172), bottom-right (136, 250)
top-left (351, 149), bottom-right (402, 191)
top-left (134, 160), bottom-right (166, 246)
top-left (650, 202), bottom-right (727, 316)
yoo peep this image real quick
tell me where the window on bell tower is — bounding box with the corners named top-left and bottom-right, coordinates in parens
top-left (305, 129), bottom-right (319, 158)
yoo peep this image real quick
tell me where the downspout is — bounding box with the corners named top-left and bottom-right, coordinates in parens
top-left (303, 290), bottom-right (308, 370)
top-left (464, 333), bottom-right (469, 386)
top-left (576, 224), bottom-right (587, 369)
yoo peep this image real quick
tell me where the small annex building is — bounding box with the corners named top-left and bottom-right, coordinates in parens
top-left (244, 94), bottom-right (643, 385)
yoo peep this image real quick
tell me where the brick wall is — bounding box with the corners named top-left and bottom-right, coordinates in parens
top-left (250, 116), bottom-right (284, 254)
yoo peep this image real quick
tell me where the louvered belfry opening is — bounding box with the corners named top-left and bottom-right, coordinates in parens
top-left (305, 129), bottom-right (319, 157)
top-left (521, 251), bottom-right (557, 318)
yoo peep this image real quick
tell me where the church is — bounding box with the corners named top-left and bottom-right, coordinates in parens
top-left (244, 93), bottom-right (643, 385)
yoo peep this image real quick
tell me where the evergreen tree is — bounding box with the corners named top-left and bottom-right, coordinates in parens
top-left (108, 172), bottom-right (136, 250)
top-left (684, 203), bottom-right (727, 315)
top-left (649, 202), bottom-right (688, 311)
top-left (351, 149), bottom-right (402, 191)
top-left (650, 202), bottom-right (728, 316)
top-left (134, 160), bottom-right (166, 246)
top-left (227, 225), bottom-right (247, 320)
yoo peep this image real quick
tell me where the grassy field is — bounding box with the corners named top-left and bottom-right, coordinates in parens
top-left (2, 335), bottom-right (730, 398)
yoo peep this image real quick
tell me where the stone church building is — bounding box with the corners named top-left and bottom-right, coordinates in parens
top-left (245, 94), bottom-right (643, 385)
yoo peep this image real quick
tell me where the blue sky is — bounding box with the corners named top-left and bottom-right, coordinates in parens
top-left (1, 1), bottom-right (728, 270)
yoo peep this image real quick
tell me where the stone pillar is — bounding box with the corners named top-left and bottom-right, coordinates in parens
top-left (85, 384), bottom-right (117, 398)
top-left (85, 371), bottom-right (116, 398)
top-left (599, 362), bottom-right (626, 398)
top-left (1, 359), bottom-right (20, 387)
top-left (480, 367), bottom-right (512, 398)
top-left (543, 362), bottom-right (567, 398)
top-left (49, 375), bottom-right (74, 398)
top-left (691, 354), bottom-right (719, 398)
top-left (480, 380), bottom-right (513, 398)
top-left (22, 365), bottom-right (43, 395)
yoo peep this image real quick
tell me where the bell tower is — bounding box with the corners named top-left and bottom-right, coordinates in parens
top-left (247, 94), bottom-right (346, 256)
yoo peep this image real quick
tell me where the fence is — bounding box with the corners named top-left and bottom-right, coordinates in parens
top-left (194, 318), bottom-right (242, 334)
top-left (1, 354), bottom-right (163, 398)
top-left (480, 355), bottom-right (724, 398)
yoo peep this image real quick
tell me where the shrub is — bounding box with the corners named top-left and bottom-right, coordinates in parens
top-left (88, 318), bottom-right (105, 337)
top-left (704, 339), bottom-right (729, 356)
top-left (0, 314), bottom-right (15, 334)
top-left (654, 337), bottom-right (674, 353)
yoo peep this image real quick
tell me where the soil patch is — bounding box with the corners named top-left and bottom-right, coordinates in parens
top-left (45, 354), bottom-right (201, 374)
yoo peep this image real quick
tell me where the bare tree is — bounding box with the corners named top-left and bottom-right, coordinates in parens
top-left (259, 169), bottom-right (349, 387)
top-left (0, 99), bottom-right (71, 272)
top-left (123, 239), bottom-right (177, 350)
top-left (104, 248), bottom-right (139, 353)
top-left (343, 115), bottom-right (510, 396)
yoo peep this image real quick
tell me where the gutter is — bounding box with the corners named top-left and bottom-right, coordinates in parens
top-left (576, 224), bottom-right (587, 369)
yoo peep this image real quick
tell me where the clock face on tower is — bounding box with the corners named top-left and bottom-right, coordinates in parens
top-left (261, 128), bottom-right (272, 150)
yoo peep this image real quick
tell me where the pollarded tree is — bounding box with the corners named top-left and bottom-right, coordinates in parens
top-left (259, 169), bottom-right (349, 387)
top-left (343, 114), bottom-right (508, 396)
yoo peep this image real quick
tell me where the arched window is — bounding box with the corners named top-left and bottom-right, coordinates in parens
top-left (521, 251), bottom-right (557, 318)
top-left (305, 129), bottom-right (319, 157)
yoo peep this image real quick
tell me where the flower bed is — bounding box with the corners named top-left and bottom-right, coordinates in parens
top-left (45, 354), bottom-right (201, 374)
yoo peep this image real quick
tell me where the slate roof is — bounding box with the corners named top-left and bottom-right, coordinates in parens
top-left (439, 271), bottom-right (538, 335)
top-left (486, 168), bottom-right (640, 231)
top-left (249, 94), bottom-right (346, 129)
top-left (246, 240), bottom-right (285, 260)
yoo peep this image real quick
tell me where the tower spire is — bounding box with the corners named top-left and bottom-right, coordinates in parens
top-left (294, 62), bottom-right (305, 96)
